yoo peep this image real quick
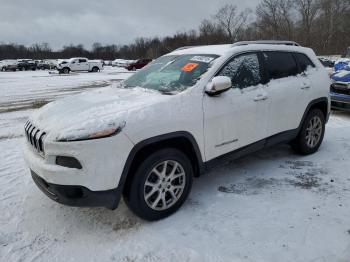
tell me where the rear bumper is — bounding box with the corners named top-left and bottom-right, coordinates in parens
top-left (330, 92), bottom-right (350, 111)
top-left (31, 170), bottom-right (121, 209)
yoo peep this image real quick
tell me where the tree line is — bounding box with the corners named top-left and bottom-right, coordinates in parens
top-left (1, 0), bottom-right (349, 61)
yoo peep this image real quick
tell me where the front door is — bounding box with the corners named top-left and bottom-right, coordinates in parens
top-left (203, 52), bottom-right (269, 161)
top-left (77, 59), bottom-right (89, 71)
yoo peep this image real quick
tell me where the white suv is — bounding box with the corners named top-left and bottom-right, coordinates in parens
top-left (23, 41), bottom-right (330, 221)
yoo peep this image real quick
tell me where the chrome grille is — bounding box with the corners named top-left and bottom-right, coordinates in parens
top-left (24, 121), bottom-right (46, 155)
top-left (331, 83), bottom-right (350, 95)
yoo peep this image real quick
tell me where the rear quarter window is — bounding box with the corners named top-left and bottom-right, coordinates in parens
top-left (263, 52), bottom-right (299, 80)
top-left (295, 53), bottom-right (315, 73)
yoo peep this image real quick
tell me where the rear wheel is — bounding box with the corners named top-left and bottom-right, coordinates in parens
top-left (291, 109), bottom-right (325, 155)
top-left (91, 67), bottom-right (99, 72)
top-left (124, 148), bottom-right (193, 221)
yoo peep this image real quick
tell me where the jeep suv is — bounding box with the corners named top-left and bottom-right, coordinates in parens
top-left (23, 41), bottom-right (330, 221)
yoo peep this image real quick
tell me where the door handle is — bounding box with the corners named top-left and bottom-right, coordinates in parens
top-left (301, 83), bottom-right (311, 90)
top-left (254, 94), bottom-right (268, 102)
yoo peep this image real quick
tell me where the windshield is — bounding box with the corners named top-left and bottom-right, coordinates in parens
top-left (123, 54), bottom-right (218, 93)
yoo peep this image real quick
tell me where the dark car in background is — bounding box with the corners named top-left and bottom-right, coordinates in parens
top-left (37, 60), bottom-right (57, 70)
top-left (319, 58), bottom-right (335, 68)
top-left (125, 59), bottom-right (152, 71)
top-left (17, 59), bottom-right (37, 71)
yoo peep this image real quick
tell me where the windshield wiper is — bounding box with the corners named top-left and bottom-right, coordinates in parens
top-left (157, 88), bottom-right (178, 95)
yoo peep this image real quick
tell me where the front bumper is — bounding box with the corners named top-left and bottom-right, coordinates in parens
top-left (23, 132), bottom-right (134, 191)
top-left (330, 92), bottom-right (350, 111)
top-left (31, 170), bottom-right (120, 209)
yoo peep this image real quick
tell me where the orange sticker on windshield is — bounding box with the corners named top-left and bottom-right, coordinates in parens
top-left (182, 63), bottom-right (199, 72)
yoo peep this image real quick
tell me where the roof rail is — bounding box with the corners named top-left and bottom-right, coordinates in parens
top-left (233, 40), bottom-right (300, 47)
top-left (174, 45), bottom-right (203, 51)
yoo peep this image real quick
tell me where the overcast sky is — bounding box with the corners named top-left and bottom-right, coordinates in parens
top-left (0, 0), bottom-right (258, 50)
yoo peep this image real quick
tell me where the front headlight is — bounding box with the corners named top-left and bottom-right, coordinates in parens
top-left (57, 121), bottom-right (126, 142)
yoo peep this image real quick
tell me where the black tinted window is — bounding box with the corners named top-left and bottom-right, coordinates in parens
top-left (295, 53), bottom-right (315, 72)
top-left (79, 59), bottom-right (87, 63)
top-left (263, 52), bottom-right (299, 80)
top-left (218, 53), bottom-right (262, 89)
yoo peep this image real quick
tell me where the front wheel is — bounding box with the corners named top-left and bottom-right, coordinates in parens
top-left (291, 109), bottom-right (325, 155)
top-left (124, 148), bottom-right (193, 221)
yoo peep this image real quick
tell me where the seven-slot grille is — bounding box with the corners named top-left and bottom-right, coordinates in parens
top-left (24, 121), bottom-right (46, 155)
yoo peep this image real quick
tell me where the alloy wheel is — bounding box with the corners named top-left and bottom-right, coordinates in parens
top-left (305, 116), bottom-right (323, 148)
top-left (143, 160), bottom-right (186, 211)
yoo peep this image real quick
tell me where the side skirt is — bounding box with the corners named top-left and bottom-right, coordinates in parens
top-left (204, 129), bottom-right (298, 171)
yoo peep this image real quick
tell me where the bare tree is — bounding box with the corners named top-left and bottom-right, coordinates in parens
top-left (294, 0), bottom-right (320, 46)
top-left (256, 0), bottom-right (295, 40)
top-left (214, 4), bottom-right (251, 42)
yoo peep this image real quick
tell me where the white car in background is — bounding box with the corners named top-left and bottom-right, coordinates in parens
top-left (0, 59), bottom-right (18, 71)
top-left (112, 59), bottom-right (136, 67)
top-left (57, 57), bottom-right (103, 74)
top-left (24, 41), bottom-right (330, 221)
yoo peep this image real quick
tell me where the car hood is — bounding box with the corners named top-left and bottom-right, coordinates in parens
top-left (332, 70), bottom-right (350, 83)
top-left (30, 87), bottom-right (164, 141)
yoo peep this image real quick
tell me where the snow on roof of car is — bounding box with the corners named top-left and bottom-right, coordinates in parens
top-left (168, 44), bottom-right (233, 56)
top-left (168, 43), bottom-right (313, 57)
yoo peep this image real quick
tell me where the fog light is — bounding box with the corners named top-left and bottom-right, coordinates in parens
top-left (56, 156), bottom-right (82, 169)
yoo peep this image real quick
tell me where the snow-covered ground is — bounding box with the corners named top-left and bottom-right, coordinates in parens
top-left (1, 68), bottom-right (350, 262)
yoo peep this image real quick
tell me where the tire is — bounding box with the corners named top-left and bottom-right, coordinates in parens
top-left (63, 68), bottom-right (70, 74)
top-left (132, 66), bottom-right (137, 71)
top-left (124, 148), bottom-right (193, 221)
top-left (291, 109), bottom-right (325, 155)
top-left (92, 67), bottom-right (99, 72)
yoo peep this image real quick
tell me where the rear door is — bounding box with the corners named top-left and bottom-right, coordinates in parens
top-left (262, 51), bottom-right (307, 136)
top-left (294, 52), bottom-right (317, 107)
top-left (203, 52), bottom-right (269, 160)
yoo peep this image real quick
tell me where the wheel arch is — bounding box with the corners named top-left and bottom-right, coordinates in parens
top-left (299, 97), bottom-right (329, 129)
top-left (119, 132), bottom-right (204, 198)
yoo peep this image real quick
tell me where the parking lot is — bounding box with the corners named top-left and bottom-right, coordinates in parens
top-left (1, 69), bottom-right (350, 262)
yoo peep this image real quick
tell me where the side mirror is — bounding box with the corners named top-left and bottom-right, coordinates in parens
top-left (205, 76), bottom-right (232, 96)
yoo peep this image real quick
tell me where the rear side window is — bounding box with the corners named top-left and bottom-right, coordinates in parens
top-left (217, 53), bottom-right (262, 89)
top-left (79, 59), bottom-right (87, 63)
top-left (295, 53), bottom-right (315, 72)
top-left (263, 52), bottom-right (299, 80)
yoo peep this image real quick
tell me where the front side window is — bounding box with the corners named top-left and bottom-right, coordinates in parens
top-left (123, 54), bottom-right (218, 93)
top-left (79, 59), bottom-right (87, 63)
top-left (217, 53), bottom-right (262, 89)
top-left (263, 52), bottom-right (299, 80)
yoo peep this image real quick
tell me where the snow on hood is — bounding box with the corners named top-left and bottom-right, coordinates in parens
top-left (331, 70), bottom-right (350, 83)
top-left (30, 87), bottom-right (164, 141)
